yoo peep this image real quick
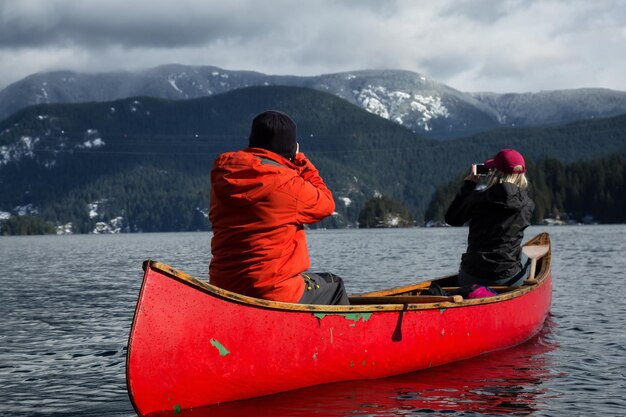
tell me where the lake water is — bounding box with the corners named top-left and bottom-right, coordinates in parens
top-left (1, 225), bottom-right (625, 416)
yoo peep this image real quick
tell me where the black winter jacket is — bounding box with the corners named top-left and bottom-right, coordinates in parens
top-left (445, 180), bottom-right (535, 280)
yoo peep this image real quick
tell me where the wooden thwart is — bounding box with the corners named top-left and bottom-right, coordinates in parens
top-left (349, 294), bottom-right (463, 305)
top-left (442, 285), bottom-right (516, 293)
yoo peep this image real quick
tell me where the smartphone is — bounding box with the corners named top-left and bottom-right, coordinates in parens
top-left (472, 163), bottom-right (490, 176)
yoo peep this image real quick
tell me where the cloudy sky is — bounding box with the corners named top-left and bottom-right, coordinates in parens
top-left (1, 0), bottom-right (625, 93)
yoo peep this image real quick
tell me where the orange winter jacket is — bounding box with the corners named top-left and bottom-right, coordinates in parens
top-left (209, 148), bottom-right (335, 303)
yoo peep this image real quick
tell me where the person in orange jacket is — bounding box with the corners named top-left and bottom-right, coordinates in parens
top-left (209, 110), bottom-right (349, 305)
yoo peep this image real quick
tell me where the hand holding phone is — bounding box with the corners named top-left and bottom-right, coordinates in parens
top-left (292, 151), bottom-right (308, 167)
top-left (471, 163), bottom-right (490, 176)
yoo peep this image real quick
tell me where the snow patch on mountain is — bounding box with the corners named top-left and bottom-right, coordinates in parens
top-left (1, 146), bottom-right (12, 166)
top-left (168, 75), bottom-right (184, 95)
top-left (356, 86), bottom-right (391, 119)
top-left (411, 95), bottom-right (450, 131)
top-left (196, 207), bottom-right (208, 219)
top-left (353, 85), bottom-right (449, 131)
top-left (21, 136), bottom-right (37, 155)
top-left (88, 201), bottom-right (100, 219)
top-left (93, 217), bottom-right (124, 234)
top-left (36, 82), bottom-right (49, 104)
top-left (15, 204), bottom-right (39, 216)
top-left (0, 206), bottom-right (44, 222)
top-left (385, 213), bottom-right (402, 227)
top-left (79, 129), bottom-right (104, 149)
top-left (86, 200), bottom-right (126, 233)
top-left (84, 138), bottom-right (104, 148)
top-left (1, 136), bottom-right (39, 166)
top-left (57, 222), bottom-right (73, 235)
top-left (338, 196), bottom-right (352, 207)
top-left (130, 100), bottom-right (142, 112)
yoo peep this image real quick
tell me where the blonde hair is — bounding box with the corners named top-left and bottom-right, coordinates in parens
top-left (487, 168), bottom-right (529, 190)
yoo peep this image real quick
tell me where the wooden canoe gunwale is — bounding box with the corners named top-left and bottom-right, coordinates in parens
top-left (144, 232), bottom-right (551, 313)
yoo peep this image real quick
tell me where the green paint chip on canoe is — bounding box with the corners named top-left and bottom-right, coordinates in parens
top-left (345, 313), bottom-right (373, 322)
top-left (210, 339), bottom-right (230, 356)
top-left (173, 404), bottom-right (181, 414)
top-left (349, 361), bottom-right (355, 367)
top-left (313, 312), bottom-right (373, 323)
top-left (439, 308), bottom-right (447, 314)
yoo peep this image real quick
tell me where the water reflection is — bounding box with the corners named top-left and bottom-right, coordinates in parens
top-left (149, 317), bottom-right (558, 417)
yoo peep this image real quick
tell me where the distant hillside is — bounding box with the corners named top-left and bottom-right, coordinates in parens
top-left (3, 64), bottom-right (626, 139)
top-left (1, 85), bottom-right (625, 234)
top-left (471, 89), bottom-right (626, 127)
top-left (0, 86), bottom-right (431, 233)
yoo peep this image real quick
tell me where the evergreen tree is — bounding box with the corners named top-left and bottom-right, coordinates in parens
top-left (358, 196), bottom-right (413, 228)
top-left (0, 216), bottom-right (56, 235)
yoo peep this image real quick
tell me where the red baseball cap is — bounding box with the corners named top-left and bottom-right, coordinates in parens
top-left (484, 149), bottom-right (526, 174)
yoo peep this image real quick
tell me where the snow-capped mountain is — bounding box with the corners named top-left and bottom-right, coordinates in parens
top-left (470, 89), bottom-right (626, 127)
top-left (1, 64), bottom-right (626, 138)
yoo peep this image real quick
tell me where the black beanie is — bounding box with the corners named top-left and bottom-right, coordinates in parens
top-left (248, 110), bottom-right (297, 158)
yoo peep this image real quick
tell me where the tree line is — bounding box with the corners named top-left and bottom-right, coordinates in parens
top-left (3, 152), bottom-right (625, 235)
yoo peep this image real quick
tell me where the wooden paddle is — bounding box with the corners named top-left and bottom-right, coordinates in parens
top-left (522, 244), bottom-right (550, 284)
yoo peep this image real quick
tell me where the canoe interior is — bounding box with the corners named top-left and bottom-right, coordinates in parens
top-left (144, 232), bottom-right (551, 312)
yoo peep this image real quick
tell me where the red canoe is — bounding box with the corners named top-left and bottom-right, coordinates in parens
top-left (126, 233), bottom-right (552, 416)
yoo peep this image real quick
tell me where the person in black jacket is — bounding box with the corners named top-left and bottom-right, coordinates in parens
top-left (445, 149), bottom-right (535, 287)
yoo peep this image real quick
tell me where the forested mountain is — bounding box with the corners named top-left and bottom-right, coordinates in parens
top-left (0, 86), bottom-right (429, 233)
top-left (425, 153), bottom-right (626, 225)
top-left (2, 64), bottom-right (626, 139)
top-left (1, 85), bottom-right (625, 234)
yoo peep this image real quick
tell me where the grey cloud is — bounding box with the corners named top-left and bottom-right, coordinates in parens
top-left (1, 0), bottom-right (626, 93)
top-left (546, 2), bottom-right (626, 38)
top-left (440, 0), bottom-right (535, 24)
top-left (0, 2), bottom-right (283, 49)
top-left (419, 55), bottom-right (474, 80)
top-left (339, 0), bottom-right (400, 18)
top-left (476, 59), bottom-right (527, 82)
top-left (0, 21), bottom-right (223, 49)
